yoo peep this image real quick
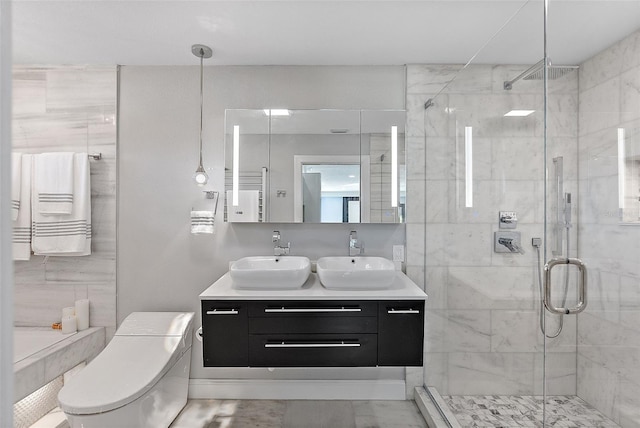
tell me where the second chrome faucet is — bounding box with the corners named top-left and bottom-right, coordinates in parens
top-left (272, 230), bottom-right (290, 256)
top-left (349, 231), bottom-right (364, 256)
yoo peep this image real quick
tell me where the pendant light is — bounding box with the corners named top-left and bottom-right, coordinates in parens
top-left (192, 44), bottom-right (212, 186)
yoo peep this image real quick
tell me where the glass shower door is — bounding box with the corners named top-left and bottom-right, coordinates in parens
top-left (543, 0), bottom-right (640, 425)
top-left (410, 0), bottom-right (551, 418)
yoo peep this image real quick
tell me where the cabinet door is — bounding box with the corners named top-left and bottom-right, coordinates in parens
top-left (378, 300), bottom-right (425, 366)
top-left (201, 300), bottom-right (248, 367)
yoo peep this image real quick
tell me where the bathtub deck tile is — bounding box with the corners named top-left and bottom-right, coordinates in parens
top-left (14, 327), bottom-right (105, 402)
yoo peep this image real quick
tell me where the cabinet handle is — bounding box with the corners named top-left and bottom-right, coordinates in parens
top-left (387, 309), bottom-right (420, 314)
top-left (264, 341), bottom-right (361, 348)
top-left (264, 307), bottom-right (362, 313)
top-left (206, 309), bottom-right (239, 315)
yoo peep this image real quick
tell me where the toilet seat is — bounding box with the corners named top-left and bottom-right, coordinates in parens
top-left (58, 335), bottom-right (188, 415)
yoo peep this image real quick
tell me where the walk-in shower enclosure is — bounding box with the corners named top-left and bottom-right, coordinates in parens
top-left (408, 1), bottom-right (640, 426)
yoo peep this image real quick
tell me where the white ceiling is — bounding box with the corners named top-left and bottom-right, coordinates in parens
top-left (11, 0), bottom-right (640, 66)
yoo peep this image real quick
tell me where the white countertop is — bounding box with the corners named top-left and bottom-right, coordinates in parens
top-left (199, 271), bottom-right (428, 300)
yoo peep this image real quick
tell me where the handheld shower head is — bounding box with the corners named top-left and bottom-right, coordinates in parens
top-left (564, 192), bottom-right (572, 227)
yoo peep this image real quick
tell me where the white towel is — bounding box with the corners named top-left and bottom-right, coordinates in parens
top-left (32, 153), bottom-right (91, 256)
top-left (13, 154), bottom-right (32, 261)
top-left (226, 190), bottom-right (260, 222)
top-left (191, 210), bottom-right (215, 234)
top-left (11, 152), bottom-right (22, 221)
top-left (34, 152), bottom-right (74, 215)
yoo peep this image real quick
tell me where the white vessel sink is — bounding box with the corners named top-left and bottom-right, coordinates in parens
top-left (316, 256), bottom-right (396, 290)
top-left (230, 256), bottom-right (311, 289)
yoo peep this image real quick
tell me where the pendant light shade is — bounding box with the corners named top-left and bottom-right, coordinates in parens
top-left (192, 44), bottom-right (212, 186)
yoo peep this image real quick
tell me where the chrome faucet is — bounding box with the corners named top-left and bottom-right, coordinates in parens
top-left (272, 230), bottom-right (290, 256)
top-left (498, 237), bottom-right (525, 255)
top-left (349, 230), bottom-right (364, 256)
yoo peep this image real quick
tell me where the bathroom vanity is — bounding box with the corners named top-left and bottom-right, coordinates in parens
top-left (199, 272), bottom-right (426, 368)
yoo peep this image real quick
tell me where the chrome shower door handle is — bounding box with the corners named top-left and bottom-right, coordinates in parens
top-left (543, 257), bottom-right (587, 315)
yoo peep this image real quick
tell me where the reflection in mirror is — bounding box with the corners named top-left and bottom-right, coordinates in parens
top-left (224, 109), bottom-right (406, 223)
top-left (224, 110), bottom-right (269, 222)
top-left (298, 160), bottom-right (363, 223)
top-left (619, 127), bottom-right (640, 223)
top-left (273, 110), bottom-right (361, 223)
top-left (361, 110), bottom-right (406, 223)
top-left (302, 164), bottom-right (360, 223)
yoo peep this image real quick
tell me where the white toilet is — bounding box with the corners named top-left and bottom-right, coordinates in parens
top-left (58, 312), bottom-right (195, 428)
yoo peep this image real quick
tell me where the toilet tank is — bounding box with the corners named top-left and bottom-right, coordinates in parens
top-left (116, 312), bottom-right (194, 344)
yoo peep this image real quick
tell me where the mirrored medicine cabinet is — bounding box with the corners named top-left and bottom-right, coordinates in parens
top-left (223, 109), bottom-right (406, 224)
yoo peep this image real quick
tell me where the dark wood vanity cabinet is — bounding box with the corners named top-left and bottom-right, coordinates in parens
top-left (201, 299), bottom-right (425, 368)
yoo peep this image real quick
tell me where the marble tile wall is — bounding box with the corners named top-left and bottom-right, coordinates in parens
top-left (405, 63), bottom-right (579, 396)
top-left (12, 66), bottom-right (117, 338)
top-left (577, 29), bottom-right (640, 427)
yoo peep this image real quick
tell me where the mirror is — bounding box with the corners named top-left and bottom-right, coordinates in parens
top-left (224, 109), bottom-right (405, 223)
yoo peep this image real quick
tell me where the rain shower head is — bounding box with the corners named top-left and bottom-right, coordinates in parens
top-left (504, 59), bottom-right (578, 90)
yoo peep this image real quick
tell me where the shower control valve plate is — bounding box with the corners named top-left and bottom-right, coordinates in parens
top-left (499, 211), bottom-right (517, 229)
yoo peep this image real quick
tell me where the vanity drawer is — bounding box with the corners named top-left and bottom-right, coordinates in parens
top-left (249, 300), bottom-right (377, 317)
top-left (248, 334), bottom-right (377, 367)
top-left (249, 316), bottom-right (377, 334)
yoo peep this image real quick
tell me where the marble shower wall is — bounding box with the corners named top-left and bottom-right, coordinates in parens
top-left (577, 29), bottom-right (640, 427)
top-left (12, 66), bottom-right (117, 337)
top-left (405, 63), bottom-right (579, 396)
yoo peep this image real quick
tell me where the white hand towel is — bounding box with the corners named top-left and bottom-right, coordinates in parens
top-left (11, 153), bottom-right (22, 221)
top-left (191, 210), bottom-right (215, 234)
top-left (13, 154), bottom-right (32, 261)
top-left (34, 152), bottom-right (74, 215)
top-left (32, 153), bottom-right (91, 256)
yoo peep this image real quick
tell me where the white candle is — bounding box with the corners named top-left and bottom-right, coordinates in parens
top-left (62, 306), bottom-right (75, 320)
top-left (61, 315), bottom-right (77, 334)
top-left (75, 299), bottom-right (90, 331)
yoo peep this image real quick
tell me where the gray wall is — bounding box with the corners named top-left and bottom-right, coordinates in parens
top-left (118, 65), bottom-right (406, 379)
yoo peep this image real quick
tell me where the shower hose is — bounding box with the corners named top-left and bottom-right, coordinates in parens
top-left (534, 227), bottom-right (570, 339)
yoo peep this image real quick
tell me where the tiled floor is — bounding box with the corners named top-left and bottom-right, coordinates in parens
top-left (443, 395), bottom-right (620, 427)
top-left (169, 399), bottom-right (428, 428)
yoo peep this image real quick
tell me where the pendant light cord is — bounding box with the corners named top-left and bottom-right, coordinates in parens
top-left (198, 49), bottom-right (204, 168)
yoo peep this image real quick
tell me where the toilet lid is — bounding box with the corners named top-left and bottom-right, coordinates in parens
top-left (58, 336), bottom-right (186, 415)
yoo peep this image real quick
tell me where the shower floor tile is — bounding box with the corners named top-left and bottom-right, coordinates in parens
top-left (442, 395), bottom-right (620, 427)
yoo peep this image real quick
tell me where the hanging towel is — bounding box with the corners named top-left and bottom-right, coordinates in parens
top-left (11, 152), bottom-right (22, 221)
top-left (13, 155), bottom-right (32, 261)
top-left (191, 210), bottom-right (215, 234)
top-left (226, 190), bottom-right (260, 222)
top-left (32, 153), bottom-right (91, 256)
top-left (34, 152), bottom-right (75, 215)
